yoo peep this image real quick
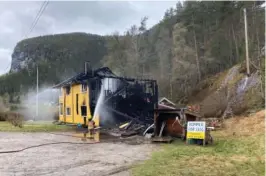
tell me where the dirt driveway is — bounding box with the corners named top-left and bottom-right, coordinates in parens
top-left (0, 132), bottom-right (157, 176)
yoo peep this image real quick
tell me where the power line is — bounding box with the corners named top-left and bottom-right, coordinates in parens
top-left (25, 1), bottom-right (47, 38)
top-left (2, 1), bottom-right (49, 75)
top-left (25, 1), bottom-right (49, 38)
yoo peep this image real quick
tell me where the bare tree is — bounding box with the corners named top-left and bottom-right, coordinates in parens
top-left (192, 15), bottom-right (201, 82)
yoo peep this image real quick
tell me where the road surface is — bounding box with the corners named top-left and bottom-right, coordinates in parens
top-left (0, 132), bottom-right (156, 176)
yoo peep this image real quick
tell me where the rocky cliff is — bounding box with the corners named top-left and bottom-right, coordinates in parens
top-left (10, 32), bottom-right (107, 73)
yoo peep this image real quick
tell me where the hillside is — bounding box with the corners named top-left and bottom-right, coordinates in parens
top-left (0, 33), bottom-right (107, 96)
top-left (11, 32), bottom-right (106, 73)
top-left (0, 1), bottom-right (264, 103)
top-left (188, 62), bottom-right (264, 119)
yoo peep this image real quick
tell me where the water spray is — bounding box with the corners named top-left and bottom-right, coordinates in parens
top-left (92, 83), bottom-right (104, 126)
top-left (21, 86), bottom-right (59, 121)
top-left (92, 78), bottom-right (117, 126)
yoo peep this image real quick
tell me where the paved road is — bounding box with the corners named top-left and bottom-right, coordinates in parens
top-left (0, 132), bottom-right (155, 176)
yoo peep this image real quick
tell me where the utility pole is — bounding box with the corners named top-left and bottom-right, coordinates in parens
top-left (243, 8), bottom-right (250, 77)
top-left (36, 64), bottom-right (39, 121)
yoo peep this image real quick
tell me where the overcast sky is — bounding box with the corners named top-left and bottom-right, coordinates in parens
top-left (0, 1), bottom-right (177, 75)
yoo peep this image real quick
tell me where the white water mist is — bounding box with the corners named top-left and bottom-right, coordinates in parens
top-left (20, 86), bottom-right (59, 121)
top-left (92, 78), bottom-right (118, 126)
top-left (92, 85), bottom-right (105, 120)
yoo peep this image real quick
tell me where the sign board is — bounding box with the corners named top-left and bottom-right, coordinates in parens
top-left (187, 121), bottom-right (206, 139)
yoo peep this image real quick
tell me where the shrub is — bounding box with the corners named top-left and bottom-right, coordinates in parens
top-left (3, 111), bottom-right (24, 128)
top-left (0, 112), bottom-right (6, 121)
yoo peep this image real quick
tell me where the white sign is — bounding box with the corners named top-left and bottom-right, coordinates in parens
top-left (187, 121), bottom-right (206, 139)
top-left (187, 121), bottom-right (206, 132)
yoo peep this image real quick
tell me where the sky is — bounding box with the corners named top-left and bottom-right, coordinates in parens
top-left (0, 1), bottom-right (177, 75)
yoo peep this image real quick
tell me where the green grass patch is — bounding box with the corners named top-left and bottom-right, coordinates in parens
top-left (132, 132), bottom-right (265, 176)
top-left (0, 121), bottom-right (74, 132)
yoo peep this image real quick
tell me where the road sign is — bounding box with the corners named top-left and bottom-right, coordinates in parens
top-left (187, 121), bottom-right (206, 139)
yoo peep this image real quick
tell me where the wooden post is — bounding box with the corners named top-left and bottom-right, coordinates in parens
top-left (186, 133), bottom-right (188, 145)
top-left (203, 132), bottom-right (206, 147)
top-left (243, 8), bottom-right (250, 77)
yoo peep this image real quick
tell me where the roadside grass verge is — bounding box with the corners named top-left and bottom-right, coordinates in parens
top-left (0, 121), bottom-right (74, 132)
top-left (132, 133), bottom-right (264, 176)
top-left (132, 110), bottom-right (265, 176)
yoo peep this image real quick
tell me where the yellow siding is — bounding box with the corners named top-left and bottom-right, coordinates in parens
top-left (59, 87), bottom-right (64, 122)
top-left (58, 84), bottom-right (92, 124)
top-left (65, 85), bottom-right (73, 123)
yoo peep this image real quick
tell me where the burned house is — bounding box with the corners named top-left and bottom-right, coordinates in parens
top-left (53, 64), bottom-right (158, 129)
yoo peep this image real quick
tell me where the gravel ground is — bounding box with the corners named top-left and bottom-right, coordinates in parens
top-left (0, 132), bottom-right (157, 176)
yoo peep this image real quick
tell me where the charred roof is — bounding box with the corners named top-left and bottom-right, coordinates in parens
top-left (52, 67), bottom-right (156, 88)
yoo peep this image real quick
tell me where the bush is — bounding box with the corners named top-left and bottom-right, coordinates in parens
top-left (9, 115), bottom-right (23, 128)
top-left (0, 112), bottom-right (6, 121)
top-left (0, 111), bottom-right (24, 127)
top-left (8, 112), bottom-right (24, 128)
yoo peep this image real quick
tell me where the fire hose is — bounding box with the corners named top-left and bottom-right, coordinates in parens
top-left (0, 141), bottom-right (99, 154)
top-left (0, 130), bottom-right (138, 154)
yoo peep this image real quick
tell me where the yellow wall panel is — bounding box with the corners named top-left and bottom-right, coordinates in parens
top-left (58, 83), bottom-right (92, 125)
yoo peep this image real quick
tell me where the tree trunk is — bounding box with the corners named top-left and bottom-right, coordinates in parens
top-left (169, 77), bottom-right (173, 99)
top-left (255, 9), bottom-right (264, 98)
top-left (159, 53), bottom-right (164, 80)
top-left (184, 75), bottom-right (189, 98)
top-left (231, 24), bottom-right (239, 61)
top-left (192, 15), bottom-right (201, 82)
top-left (251, 2), bottom-right (256, 50)
top-left (228, 28), bottom-right (233, 65)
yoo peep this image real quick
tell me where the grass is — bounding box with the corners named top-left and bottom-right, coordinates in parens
top-left (132, 111), bottom-right (265, 176)
top-left (132, 133), bottom-right (264, 176)
top-left (0, 121), bottom-right (74, 132)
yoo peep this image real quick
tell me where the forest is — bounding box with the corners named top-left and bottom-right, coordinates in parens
top-left (0, 1), bottom-right (264, 104)
top-left (102, 1), bottom-right (265, 103)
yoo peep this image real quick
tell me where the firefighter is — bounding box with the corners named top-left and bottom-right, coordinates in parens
top-left (88, 117), bottom-right (95, 139)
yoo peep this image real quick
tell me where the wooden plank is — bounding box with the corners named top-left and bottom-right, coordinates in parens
top-left (151, 136), bottom-right (173, 143)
